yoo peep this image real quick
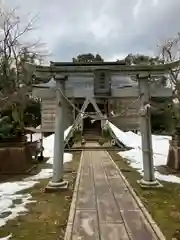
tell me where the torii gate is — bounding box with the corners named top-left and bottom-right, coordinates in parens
top-left (26, 60), bottom-right (180, 191)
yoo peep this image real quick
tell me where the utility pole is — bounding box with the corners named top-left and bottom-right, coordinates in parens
top-left (46, 76), bottom-right (68, 191)
top-left (137, 73), bottom-right (161, 188)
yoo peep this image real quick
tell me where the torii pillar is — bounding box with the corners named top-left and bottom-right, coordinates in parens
top-left (137, 73), bottom-right (161, 188)
top-left (46, 75), bottom-right (68, 191)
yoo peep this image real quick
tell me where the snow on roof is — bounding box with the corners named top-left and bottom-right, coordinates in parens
top-left (33, 78), bottom-right (56, 88)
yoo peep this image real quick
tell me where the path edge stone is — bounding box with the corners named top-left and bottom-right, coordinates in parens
top-left (106, 151), bottom-right (166, 240)
top-left (64, 151), bottom-right (84, 240)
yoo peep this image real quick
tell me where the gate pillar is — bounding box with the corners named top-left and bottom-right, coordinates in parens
top-left (46, 76), bottom-right (68, 191)
top-left (137, 74), bottom-right (162, 188)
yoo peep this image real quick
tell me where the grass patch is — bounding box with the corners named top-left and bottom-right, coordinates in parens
top-left (0, 151), bottom-right (81, 240)
top-left (109, 151), bottom-right (180, 240)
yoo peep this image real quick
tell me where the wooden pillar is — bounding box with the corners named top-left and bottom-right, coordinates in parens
top-left (38, 131), bottom-right (44, 161)
top-left (46, 76), bottom-right (68, 191)
top-left (64, 97), bottom-right (71, 129)
top-left (137, 73), bottom-right (161, 188)
top-left (73, 99), bottom-right (76, 121)
top-left (30, 133), bottom-right (32, 142)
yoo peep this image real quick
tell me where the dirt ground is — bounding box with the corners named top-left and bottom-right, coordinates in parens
top-left (0, 151), bottom-right (81, 240)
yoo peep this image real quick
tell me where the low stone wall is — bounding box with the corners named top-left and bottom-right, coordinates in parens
top-left (0, 142), bottom-right (35, 174)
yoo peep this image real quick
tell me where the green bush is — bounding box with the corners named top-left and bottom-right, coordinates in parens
top-left (0, 98), bottom-right (41, 140)
top-left (1, 98), bottom-right (41, 128)
top-left (24, 99), bottom-right (41, 127)
top-left (102, 129), bottom-right (111, 139)
top-left (0, 116), bottom-right (23, 140)
top-left (151, 99), bottom-right (173, 134)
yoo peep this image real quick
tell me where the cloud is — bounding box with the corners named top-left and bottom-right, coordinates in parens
top-left (133, 0), bottom-right (142, 19)
top-left (153, 0), bottom-right (159, 6)
top-left (5, 0), bottom-right (180, 61)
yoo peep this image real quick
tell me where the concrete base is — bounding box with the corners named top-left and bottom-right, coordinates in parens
top-left (45, 180), bottom-right (69, 192)
top-left (137, 179), bottom-right (163, 189)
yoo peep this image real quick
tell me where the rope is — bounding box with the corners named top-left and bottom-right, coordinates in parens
top-left (57, 87), bottom-right (92, 119)
top-left (57, 87), bottom-right (141, 122)
top-left (90, 96), bottom-right (141, 121)
top-left (57, 83), bottom-right (172, 123)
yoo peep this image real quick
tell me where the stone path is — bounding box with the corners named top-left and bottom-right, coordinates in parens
top-left (64, 142), bottom-right (163, 240)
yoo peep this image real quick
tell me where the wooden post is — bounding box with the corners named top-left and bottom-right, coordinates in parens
top-left (73, 99), bottom-right (76, 121)
top-left (64, 96), bottom-right (71, 129)
top-left (38, 131), bottom-right (44, 162)
top-left (137, 73), bottom-right (162, 188)
top-left (46, 77), bottom-right (68, 191)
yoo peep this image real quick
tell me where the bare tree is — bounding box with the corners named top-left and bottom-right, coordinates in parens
top-left (158, 33), bottom-right (180, 95)
top-left (157, 34), bottom-right (180, 127)
top-left (0, 6), bottom-right (47, 134)
top-left (0, 7), bottom-right (46, 94)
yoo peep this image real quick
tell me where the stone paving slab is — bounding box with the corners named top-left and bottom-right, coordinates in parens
top-left (64, 142), bottom-right (163, 240)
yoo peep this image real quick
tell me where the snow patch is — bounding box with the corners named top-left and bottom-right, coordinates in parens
top-left (0, 125), bottom-right (73, 235)
top-left (25, 169), bottom-right (53, 181)
top-left (43, 125), bottom-right (72, 159)
top-left (108, 122), bottom-right (180, 184)
top-left (0, 234), bottom-right (12, 240)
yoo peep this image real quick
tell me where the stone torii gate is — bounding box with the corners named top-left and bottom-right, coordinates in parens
top-left (26, 60), bottom-right (180, 191)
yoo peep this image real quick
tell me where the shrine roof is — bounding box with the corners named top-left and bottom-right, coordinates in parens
top-left (33, 78), bottom-right (56, 88)
top-left (50, 60), bottom-right (126, 66)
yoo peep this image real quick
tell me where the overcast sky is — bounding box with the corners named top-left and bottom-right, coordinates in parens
top-left (4, 0), bottom-right (180, 62)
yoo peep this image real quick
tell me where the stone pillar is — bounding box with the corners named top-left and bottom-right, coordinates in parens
top-left (46, 77), bottom-right (68, 191)
top-left (137, 73), bottom-right (161, 188)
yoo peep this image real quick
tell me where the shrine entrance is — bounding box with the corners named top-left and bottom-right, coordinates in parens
top-left (83, 116), bottom-right (101, 133)
top-left (81, 102), bottom-right (102, 135)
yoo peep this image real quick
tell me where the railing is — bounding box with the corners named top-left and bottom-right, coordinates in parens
top-left (64, 125), bottom-right (73, 147)
top-left (64, 119), bottom-right (131, 149)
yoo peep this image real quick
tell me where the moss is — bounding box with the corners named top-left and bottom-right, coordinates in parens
top-left (0, 151), bottom-right (81, 240)
top-left (109, 151), bottom-right (180, 240)
top-left (73, 131), bottom-right (82, 142)
top-left (102, 129), bottom-right (111, 139)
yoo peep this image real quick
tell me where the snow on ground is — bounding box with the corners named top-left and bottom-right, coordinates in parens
top-left (43, 125), bottom-right (72, 164)
top-left (108, 122), bottom-right (180, 184)
top-left (0, 126), bottom-right (73, 239)
top-left (0, 234), bottom-right (12, 240)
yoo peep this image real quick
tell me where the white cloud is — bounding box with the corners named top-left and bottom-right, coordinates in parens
top-left (5, 0), bottom-right (180, 61)
top-left (89, 15), bottom-right (122, 40)
top-left (133, 0), bottom-right (142, 18)
top-left (0, 0), bottom-right (4, 7)
top-left (107, 53), bottom-right (127, 61)
top-left (153, 0), bottom-right (159, 6)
